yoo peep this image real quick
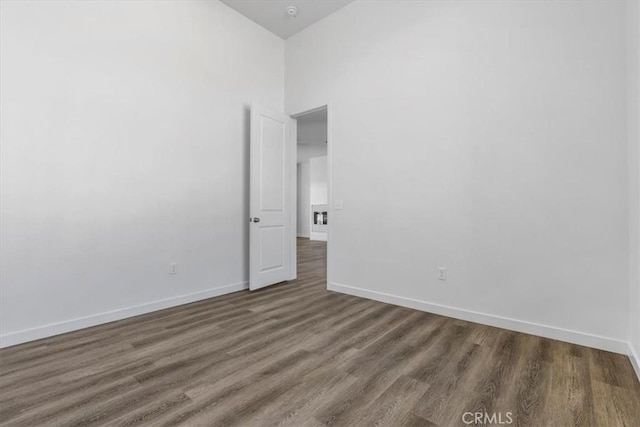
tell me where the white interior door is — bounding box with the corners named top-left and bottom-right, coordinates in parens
top-left (250, 103), bottom-right (296, 290)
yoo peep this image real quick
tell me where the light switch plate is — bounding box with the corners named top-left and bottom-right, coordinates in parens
top-left (334, 199), bottom-right (343, 210)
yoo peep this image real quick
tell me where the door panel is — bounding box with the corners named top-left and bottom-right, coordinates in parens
top-left (259, 226), bottom-right (284, 271)
top-left (250, 103), bottom-right (296, 290)
top-left (260, 117), bottom-right (285, 212)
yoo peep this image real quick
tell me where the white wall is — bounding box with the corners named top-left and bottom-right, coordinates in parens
top-left (286, 0), bottom-right (630, 352)
top-left (298, 116), bottom-right (328, 145)
top-left (297, 111), bottom-right (327, 163)
top-left (297, 144), bottom-right (328, 163)
top-left (627, 0), bottom-right (640, 375)
top-left (0, 0), bottom-right (284, 346)
top-left (310, 155), bottom-right (328, 241)
top-left (297, 162), bottom-right (311, 238)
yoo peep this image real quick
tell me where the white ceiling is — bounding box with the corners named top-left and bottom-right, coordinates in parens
top-left (220, 0), bottom-right (354, 39)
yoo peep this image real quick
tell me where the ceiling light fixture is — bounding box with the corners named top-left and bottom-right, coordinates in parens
top-left (286, 6), bottom-right (298, 18)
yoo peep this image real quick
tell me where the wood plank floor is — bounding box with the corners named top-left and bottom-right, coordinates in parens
top-left (1, 238), bottom-right (639, 426)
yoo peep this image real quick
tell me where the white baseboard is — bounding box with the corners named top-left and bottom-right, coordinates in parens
top-left (328, 282), bottom-right (630, 355)
top-left (630, 343), bottom-right (640, 381)
top-left (310, 232), bottom-right (327, 241)
top-left (0, 281), bottom-right (248, 348)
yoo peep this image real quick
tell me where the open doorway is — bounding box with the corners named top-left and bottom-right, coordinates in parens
top-left (248, 103), bottom-right (329, 291)
top-left (293, 106), bottom-right (329, 282)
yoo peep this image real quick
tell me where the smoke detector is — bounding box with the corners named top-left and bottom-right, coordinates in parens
top-left (285, 6), bottom-right (297, 18)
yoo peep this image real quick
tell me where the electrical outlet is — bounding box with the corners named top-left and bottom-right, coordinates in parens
top-left (170, 263), bottom-right (177, 275)
top-left (438, 267), bottom-right (447, 281)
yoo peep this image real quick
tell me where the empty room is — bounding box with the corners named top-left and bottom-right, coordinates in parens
top-left (1, 0), bottom-right (640, 425)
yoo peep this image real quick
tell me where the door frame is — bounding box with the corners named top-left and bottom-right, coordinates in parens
top-left (290, 102), bottom-right (332, 288)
